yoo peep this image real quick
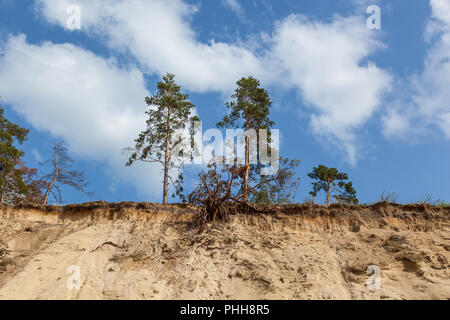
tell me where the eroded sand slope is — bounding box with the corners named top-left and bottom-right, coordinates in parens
top-left (0, 202), bottom-right (449, 300)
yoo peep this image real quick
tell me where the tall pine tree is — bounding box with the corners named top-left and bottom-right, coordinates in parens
top-left (0, 106), bottom-right (30, 204)
top-left (126, 73), bottom-right (198, 204)
top-left (217, 76), bottom-right (274, 201)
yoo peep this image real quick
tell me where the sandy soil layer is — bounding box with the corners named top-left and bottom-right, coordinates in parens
top-left (0, 202), bottom-right (448, 300)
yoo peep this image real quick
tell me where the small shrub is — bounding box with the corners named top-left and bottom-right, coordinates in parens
top-left (439, 201), bottom-right (450, 207)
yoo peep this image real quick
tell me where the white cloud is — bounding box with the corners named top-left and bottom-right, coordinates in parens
top-left (429, 0), bottom-right (450, 25)
top-left (33, 0), bottom-right (392, 164)
top-left (383, 0), bottom-right (450, 140)
top-left (382, 109), bottom-right (410, 138)
top-left (439, 112), bottom-right (450, 138)
top-left (35, 0), bottom-right (267, 93)
top-left (221, 0), bottom-right (244, 18)
top-left (0, 34), bottom-right (162, 198)
top-left (352, 0), bottom-right (381, 8)
top-left (414, 0), bottom-right (450, 138)
top-left (270, 15), bottom-right (392, 163)
top-left (32, 149), bottom-right (43, 162)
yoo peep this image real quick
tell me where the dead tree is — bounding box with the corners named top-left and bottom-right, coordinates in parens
top-left (41, 142), bottom-right (90, 205)
top-left (189, 162), bottom-right (293, 227)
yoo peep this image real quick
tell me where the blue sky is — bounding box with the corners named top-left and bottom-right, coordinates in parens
top-left (0, 0), bottom-right (449, 205)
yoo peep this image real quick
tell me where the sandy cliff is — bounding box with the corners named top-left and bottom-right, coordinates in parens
top-left (0, 202), bottom-right (449, 300)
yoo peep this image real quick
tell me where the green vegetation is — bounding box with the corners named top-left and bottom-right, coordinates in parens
top-left (126, 73), bottom-right (198, 204)
top-left (173, 77), bottom-right (302, 223)
top-left (0, 106), bottom-right (40, 205)
top-left (3, 73), bottom-right (448, 210)
top-left (188, 158), bottom-right (301, 224)
top-left (0, 106), bottom-right (29, 204)
top-left (307, 165), bottom-right (358, 206)
top-left (217, 76), bottom-right (275, 201)
top-left (249, 157), bottom-right (301, 205)
top-left (215, 77), bottom-right (300, 206)
top-left (0, 103), bottom-right (89, 205)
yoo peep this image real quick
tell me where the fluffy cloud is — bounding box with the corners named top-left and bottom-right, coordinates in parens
top-left (35, 0), bottom-right (392, 164)
top-left (415, 0), bottom-right (450, 139)
top-left (383, 0), bottom-right (450, 140)
top-left (429, 0), bottom-right (450, 25)
top-left (270, 15), bottom-right (392, 163)
top-left (0, 34), bottom-right (162, 198)
top-left (382, 108), bottom-right (411, 138)
top-left (35, 0), bottom-right (267, 93)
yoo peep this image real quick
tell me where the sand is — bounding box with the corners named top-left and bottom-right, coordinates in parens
top-left (0, 202), bottom-right (448, 300)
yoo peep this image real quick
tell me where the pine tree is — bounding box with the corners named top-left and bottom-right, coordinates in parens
top-left (9, 159), bottom-right (45, 205)
top-left (307, 165), bottom-right (358, 206)
top-left (249, 157), bottom-right (301, 204)
top-left (0, 106), bottom-right (30, 204)
top-left (217, 76), bottom-right (274, 201)
top-left (126, 73), bottom-right (198, 204)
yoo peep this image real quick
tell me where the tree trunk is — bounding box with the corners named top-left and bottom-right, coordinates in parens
top-left (162, 106), bottom-right (171, 204)
top-left (43, 153), bottom-right (59, 205)
top-left (243, 120), bottom-right (250, 201)
top-left (327, 179), bottom-right (331, 206)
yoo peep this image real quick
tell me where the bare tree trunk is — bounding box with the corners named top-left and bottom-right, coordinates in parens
top-left (162, 151), bottom-right (169, 204)
top-left (243, 121), bottom-right (250, 201)
top-left (43, 152), bottom-right (59, 205)
top-left (327, 179), bottom-right (331, 206)
top-left (162, 106), bottom-right (171, 204)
